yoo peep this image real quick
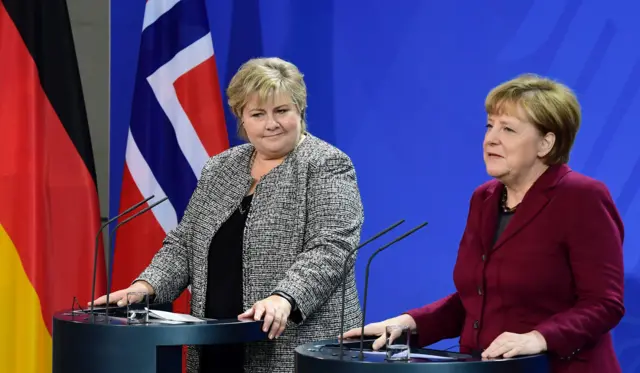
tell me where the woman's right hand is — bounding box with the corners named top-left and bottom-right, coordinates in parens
top-left (88, 281), bottom-right (154, 307)
top-left (341, 314), bottom-right (417, 350)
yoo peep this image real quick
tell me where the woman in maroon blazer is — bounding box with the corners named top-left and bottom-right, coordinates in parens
top-left (343, 74), bottom-right (625, 373)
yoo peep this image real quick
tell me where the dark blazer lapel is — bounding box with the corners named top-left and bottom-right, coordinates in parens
top-left (480, 182), bottom-right (502, 253)
top-left (493, 191), bottom-right (549, 251)
top-left (493, 164), bottom-right (572, 251)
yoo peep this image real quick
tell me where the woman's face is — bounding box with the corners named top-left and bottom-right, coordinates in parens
top-left (483, 105), bottom-right (554, 185)
top-left (242, 91), bottom-right (302, 160)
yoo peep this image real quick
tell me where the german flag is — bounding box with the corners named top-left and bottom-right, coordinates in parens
top-left (0, 0), bottom-right (105, 372)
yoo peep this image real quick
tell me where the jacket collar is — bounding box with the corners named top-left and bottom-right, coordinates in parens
top-left (480, 164), bottom-right (572, 252)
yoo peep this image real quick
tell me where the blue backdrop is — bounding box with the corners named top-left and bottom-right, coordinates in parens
top-left (110, 1), bottom-right (640, 370)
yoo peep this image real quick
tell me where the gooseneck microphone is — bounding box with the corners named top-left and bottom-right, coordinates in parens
top-left (359, 221), bottom-right (429, 359)
top-left (338, 219), bottom-right (405, 358)
top-left (89, 195), bottom-right (155, 319)
top-left (104, 196), bottom-right (169, 318)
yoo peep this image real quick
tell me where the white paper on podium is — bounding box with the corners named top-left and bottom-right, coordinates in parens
top-left (147, 319), bottom-right (184, 324)
top-left (146, 308), bottom-right (207, 323)
top-left (363, 350), bottom-right (455, 360)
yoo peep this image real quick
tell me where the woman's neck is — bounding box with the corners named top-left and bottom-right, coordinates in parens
top-left (504, 163), bottom-right (549, 207)
top-left (250, 134), bottom-right (306, 182)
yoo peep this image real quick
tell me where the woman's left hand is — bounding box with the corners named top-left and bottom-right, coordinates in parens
top-left (238, 295), bottom-right (292, 339)
top-left (481, 331), bottom-right (547, 359)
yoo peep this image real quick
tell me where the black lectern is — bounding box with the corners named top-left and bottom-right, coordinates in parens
top-left (52, 310), bottom-right (266, 373)
top-left (295, 340), bottom-right (550, 373)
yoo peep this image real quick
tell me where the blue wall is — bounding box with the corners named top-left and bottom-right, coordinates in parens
top-left (110, 0), bottom-right (640, 369)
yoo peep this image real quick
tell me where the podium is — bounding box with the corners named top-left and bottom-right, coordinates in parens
top-left (52, 309), bottom-right (266, 373)
top-left (295, 340), bottom-right (551, 373)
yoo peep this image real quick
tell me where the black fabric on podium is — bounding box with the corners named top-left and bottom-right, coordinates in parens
top-left (200, 194), bottom-right (253, 373)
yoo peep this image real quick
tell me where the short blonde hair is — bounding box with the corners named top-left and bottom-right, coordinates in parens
top-left (226, 57), bottom-right (307, 140)
top-left (485, 73), bottom-right (581, 165)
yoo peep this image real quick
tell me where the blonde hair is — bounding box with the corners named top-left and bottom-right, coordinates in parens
top-left (485, 73), bottom-right (581, 165)
top-left (226, 57), bottom-right (307, 140)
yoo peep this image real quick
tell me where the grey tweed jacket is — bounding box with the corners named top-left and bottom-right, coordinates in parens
top-left (136, 134), bottom-right (364, 373)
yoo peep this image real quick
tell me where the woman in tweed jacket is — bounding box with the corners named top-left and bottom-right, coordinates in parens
top-left (92, 57), bottom-right (364, 373)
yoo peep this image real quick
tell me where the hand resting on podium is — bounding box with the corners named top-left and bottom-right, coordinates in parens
top-left (341, 314), bottom-right (417, 350)
top-left (238, 294), bottom-right (292, 340)
top-left (341, 313), bottom-right (546, 359)
top-left (89, 280), bottom-right (154, 307)
top-left (90, 279), bottom-right (294, 339)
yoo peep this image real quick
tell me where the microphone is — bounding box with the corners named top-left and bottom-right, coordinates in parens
top-left (89, 195), bottom-right (155, 319)
top-left (338, 219), bottom-right (406, 358)
top-left (104, 196), bottom-right (169, 318)
top-left (359, 221), bottom-right (429, 359)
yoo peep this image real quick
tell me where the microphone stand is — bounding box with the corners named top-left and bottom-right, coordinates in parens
top-left (105, 197), bottom-right (168, 318)
top-left (89, 195), bottom-right (155, 321)
top-left (338, 219), bottom-right (405, 358)
top-left (359, 221), bottom-right (429, 359)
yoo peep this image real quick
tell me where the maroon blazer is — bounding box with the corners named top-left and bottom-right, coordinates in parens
top-left (406, 164), bottom-right (625, 373)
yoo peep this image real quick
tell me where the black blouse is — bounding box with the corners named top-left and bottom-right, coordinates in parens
top-left (199, 194), bottom-right (253, 373)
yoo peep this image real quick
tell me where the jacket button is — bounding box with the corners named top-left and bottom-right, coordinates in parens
top-left (477, 286), bottom-right (483, 295)
top-left (473, 320), bottom-right (479, 329)
top-left (481, 254), bottom-right (487, 261)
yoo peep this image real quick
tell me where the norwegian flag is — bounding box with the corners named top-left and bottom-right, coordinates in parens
top-left (110, 0), bottom-right (228, 366)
